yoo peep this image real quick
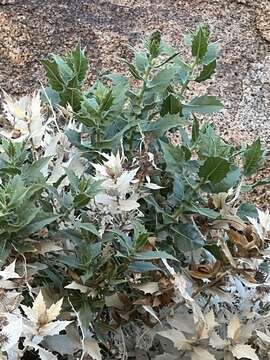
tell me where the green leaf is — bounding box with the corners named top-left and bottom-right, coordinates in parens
top-left (160, 94), bottom-right (180, 116)
top-left (204, 244), bottom-right (222, 260)
top-left (206, 167), bottom-right (241, 193)
top-left (197, 124), bottom-right (233, 158)
top-left (160, 141), bottom-right (185, 173)
top-left (172, 223), bottom-right (204, 252)
top-left (74, 222), bottom-right (100, 238)
top-left (199, 156), bottom-right (230, 183)
top-left (251, 177), bottom-right (270, 189)
top-left (133, 251), bottom-right (178, 261)
top-left (19, 213), bottom-right (60, 237)
top-left (195, 60), bottom-right (216, 82)
top-left (259, 261), bottom-right (269, 275)
top-left (150, 66), bottom-right (176, 90)
top-left (242, 138), bottom-right (264, 176)
top-left (99, 89), bottom-right (114, 112)
top-left (237, 203), bottom-right (258, 221)
top-left (132, 222), bottom-right (149, 250)
top-left (94, 121), bottom-right (138, 151)
top-left (23, 157), bottom-right (50, 180)
top-left (67, 43), bottom-right (89, 83)
top-left (141, 114), bottom-right (186, 137)
top-left (187, 205), bottom-right (220, 219)
top-left (155, 52), bottom-right (180, 68)
top-left (41, 59), bottom-right (65, 91)
top-left (172, 174), bottom-right (184, 203)
top-left (123, 59), bottom-right (143, 80)
top-left (52, 55), bottom-right (73, 83)
top-left (174, 59), bottom-right (190, 85)
top-left (191, 25), bottom-right (209, 61)
top-left (41, 87), bottom-right (60, 107)
top-left (65, 168), bottom-right (80, 191)
top-left (128, 261), bottom-right (161, 272)
top-left (73, 193), bottom-right (90, 208)
top-left (202, 42), bottom-right (219, 65)
top-left (134, 51), bottom-right (148, 73)
top-left (192, 117), bottom-right (200, 142)
top-left (183, 95), bottom-right (223, 115)
top-left (60, 86), bottom-right (83, 112)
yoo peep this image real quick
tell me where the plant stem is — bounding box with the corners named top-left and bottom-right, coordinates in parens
top-left (129, 56), bottom-right (154, 151)
top-left (179, 60), bottom-right (197, 98)
top-left (137, 57), bottom-right (153, 108)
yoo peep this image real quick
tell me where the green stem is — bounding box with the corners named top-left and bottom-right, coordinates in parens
top-left (179, 60), bottom-right (197, 98)
top-left (129, 56), bottom-right (154, 151)
top-left (137, 57), bottom-right (153, 107)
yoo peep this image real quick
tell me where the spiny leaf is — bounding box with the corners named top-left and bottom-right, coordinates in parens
top-left (133, 250), bottom-right (178, 261)
top-left (150, 66), bottom-right (176, 90)
top-left (242, 138), bottom-right (264, 176)
top-left (160, 94), bottom-right (180, 116)
top-left (67, 43), bottom-right (89, 83)
top-left (192, 116), bottom-right (200, 142)
top-left (199, 156), bottom-right (230, 183)
top-left (160, 140), bottom-right (185, 173)
top-left (183, 95), bottom-right (223, 115)
top-left (123, 59), bottom-right (143, 80)
top-left (172, 223), bottom-right (205, 252)
top-left (195, 60), bottom-right (216, 82)
top-left (41, 59), bottom-right (65, 91)
top-left (202, 42), bottom-right (219, 65)
top-left (191, 25), bottom-right (209, 61)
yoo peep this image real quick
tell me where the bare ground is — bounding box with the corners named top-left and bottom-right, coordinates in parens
top-left (0, 0), bottom-right (270, 205)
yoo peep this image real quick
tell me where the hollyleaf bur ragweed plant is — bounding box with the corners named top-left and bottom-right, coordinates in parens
top-left (0, 25), bottom-right (270, 359)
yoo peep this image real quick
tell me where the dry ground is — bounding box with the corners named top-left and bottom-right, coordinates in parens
top-left (0, 0), bottom-right (270, 204)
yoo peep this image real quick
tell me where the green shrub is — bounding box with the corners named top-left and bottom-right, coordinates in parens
top-left (0, 25), bottom-right (269, 360)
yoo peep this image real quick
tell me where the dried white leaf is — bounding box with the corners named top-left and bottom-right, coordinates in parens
top-left (84, 338), bottom-right (102, 360)
top-left (167, 308), bottom-right (195, 335)
top-left (209, 331), bottom-right (227, 349)
top-left (191, 347), bottom-right (216, 360)
top-left (65, 281), bottom-right (90, 294)
top-left (46, 298), bottom-right (63, 322)
top-left (258, 209), bottom-right (270, 232)
top-left (119, 197), bottom-right (140, 212)
top-left (158, 329), bottom-right (187, 350)
top-left (32, 291), bottom-right (47, 322)
top-left (144, 183), bottom-right (163, 190)
top-left (143, 305), bottom-right (161, 324)
top-left (200, 310), bottom-right (218, 339)
top-left (0, 260), bottom-right (21, 280)
top-left (26, 342), bottom-right (58, 360)
top-left (247, 216), bottom-right (264, 240)
top-left (39, 320), bottom-right (72, 337)
top-left (105, 294), bottom-right (124, 309)
top-left (256, 330), bottom-right (270, 345)
top-left (1, 313), bottom-right (23, 351)
top-left (227, 315), bottom-right (241, 340)
top-left (231, 344), bottom-right (259, 360)
top-left (135, 282), bottom-right (159, 294)
top-left (36, 242), bottom-right (62, 255)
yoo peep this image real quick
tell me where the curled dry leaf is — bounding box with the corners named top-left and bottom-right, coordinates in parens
top-left (188, 261), bottom-right (221, 280)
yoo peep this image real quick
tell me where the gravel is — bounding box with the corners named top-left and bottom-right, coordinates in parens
top-left (0, 0), bottom-right (270, 205)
